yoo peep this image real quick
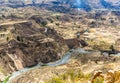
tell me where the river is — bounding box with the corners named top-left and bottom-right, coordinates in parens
top-left (8, 48), bottom-right (91, 83)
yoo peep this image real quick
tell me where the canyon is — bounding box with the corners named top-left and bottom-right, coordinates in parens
top-left (0, 0), bottom-right (120, 83)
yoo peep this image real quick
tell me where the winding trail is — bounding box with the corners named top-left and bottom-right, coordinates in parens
top-left (8, 48), bottom-right (91, 83)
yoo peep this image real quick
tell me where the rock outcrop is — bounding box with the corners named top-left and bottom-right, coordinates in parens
top-left (92, 70), bottom-right (120, 83)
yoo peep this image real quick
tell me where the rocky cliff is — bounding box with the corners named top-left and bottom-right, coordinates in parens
top-left (0, 19), bottom-right (70, 81)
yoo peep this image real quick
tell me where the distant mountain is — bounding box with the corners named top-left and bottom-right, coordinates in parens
top-left (0, 0), bottom-right (120, 11)
top-left (100, 0), bottom-right (120, 10)
top-left (61, 0), bottom-right (120, 10)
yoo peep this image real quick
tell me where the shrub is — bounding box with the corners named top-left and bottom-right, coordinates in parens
top-left (46, 77), bottom-right (65, 83)
top-left (93, 76), bottom-right (104, 83)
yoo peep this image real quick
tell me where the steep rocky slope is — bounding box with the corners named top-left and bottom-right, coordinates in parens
top-left (0, 20), bottom-right (70, 81)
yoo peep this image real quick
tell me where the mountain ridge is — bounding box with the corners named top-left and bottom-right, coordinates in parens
top-left (0, 0), bottom-right (120, 11)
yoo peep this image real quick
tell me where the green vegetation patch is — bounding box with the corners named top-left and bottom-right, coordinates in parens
top-left (1, 75), bottom-right (11, 83)
top-left (93, 76), bottom-right (104, 83)
top-left (86, 40), bottom-right (111, 50)
top-left (45, 69), bottom-right (91, 83)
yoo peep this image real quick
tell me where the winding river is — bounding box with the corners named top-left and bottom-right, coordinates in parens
top-left (8, 48), bottom-right (91, 83)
